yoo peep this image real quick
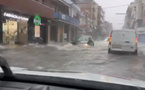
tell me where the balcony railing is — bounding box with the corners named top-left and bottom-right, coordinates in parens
top-left (54, 12), bottom-right (80, 26)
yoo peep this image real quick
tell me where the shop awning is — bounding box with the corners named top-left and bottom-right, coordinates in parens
top-left (0, 0), bottom-right (54, 19)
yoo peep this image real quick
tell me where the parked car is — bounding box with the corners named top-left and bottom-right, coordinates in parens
top-left (108, 30), bottom-right (138, 55)
top-left (71, 36), bottom-right (94, 47)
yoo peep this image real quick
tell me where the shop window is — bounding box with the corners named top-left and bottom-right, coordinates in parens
top-left (2, 20), bottom-right (18, 44)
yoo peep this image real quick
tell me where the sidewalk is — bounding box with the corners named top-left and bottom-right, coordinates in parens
top-left (0, 41), bottom-right (70, 50)
top-left (0, 44), bottom-right (26, 50)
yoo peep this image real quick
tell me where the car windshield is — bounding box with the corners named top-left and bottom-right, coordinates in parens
top-left (1, 0), bottom-right (145, 86)
top-left (76, 36), bottom-right (87, 41)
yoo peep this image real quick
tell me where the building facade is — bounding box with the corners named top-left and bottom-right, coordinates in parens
top-left (72, 0), bottom-right (105, 31)
top-left (0, 0), bottom-right (81, 44)
top-left (124, 0), bottom-right (145, 43)
top-left (51, 0), bottom-right (81, 42)
top-left (76, 0), bottom-right (99, 30)
top-left (0, 0), bottom-right (54, 45)
top-left (97, 6), bottom-right (105, 29)
top-left (124, 0), bottom-right (145, 29)
top-left (0, 0), bottom-right (105, 44)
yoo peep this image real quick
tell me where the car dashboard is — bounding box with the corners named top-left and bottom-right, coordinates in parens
top-left (0, 57), bottom-right (144, 90)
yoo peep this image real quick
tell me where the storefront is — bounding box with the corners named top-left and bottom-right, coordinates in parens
top-left (28, 15), bottom-right (49, 44)
top-left (1, 11), bottom-right (29, 45)
top-left (0, 0), bottom-right (54, 44)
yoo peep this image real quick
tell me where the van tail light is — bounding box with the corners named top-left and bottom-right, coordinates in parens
top-left (109, 36), bottom-right (112, 45)
top-left (135, 37), bottom-right (138, 43)
top-left (135, 37), bottom-right (138, 46)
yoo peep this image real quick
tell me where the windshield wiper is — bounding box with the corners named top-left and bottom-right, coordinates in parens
top-left (0, 57), bottom-right (14, 78)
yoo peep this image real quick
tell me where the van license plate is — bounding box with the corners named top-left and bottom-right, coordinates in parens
top-left (112, 44), bottom-right (122, 48)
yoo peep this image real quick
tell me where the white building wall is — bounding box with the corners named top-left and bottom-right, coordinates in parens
top-left (135, 0), bottom-right (143, 20)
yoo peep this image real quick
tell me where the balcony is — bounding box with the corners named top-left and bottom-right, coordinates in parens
top-left (54, 12), bottom-right (80, 26)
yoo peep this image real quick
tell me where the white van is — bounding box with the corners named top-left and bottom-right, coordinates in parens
top-left (108, 30), bottom-right (138, 54)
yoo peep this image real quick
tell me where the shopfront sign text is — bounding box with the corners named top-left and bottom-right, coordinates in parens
top-left (4, 12), bottom-right (29, 21)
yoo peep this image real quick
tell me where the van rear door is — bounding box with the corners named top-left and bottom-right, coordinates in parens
top-left (111, 31), bottom-right (136, 49)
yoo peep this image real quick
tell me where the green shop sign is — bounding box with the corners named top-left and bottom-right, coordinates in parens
top-left (33, 14), bottom-right (41, 25)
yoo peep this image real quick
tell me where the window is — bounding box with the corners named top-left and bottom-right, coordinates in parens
top-left (76, 36), bottom-right (86, 41)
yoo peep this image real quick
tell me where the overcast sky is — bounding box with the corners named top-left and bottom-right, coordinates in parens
top-left (95, 0), bottom-right (134, 29)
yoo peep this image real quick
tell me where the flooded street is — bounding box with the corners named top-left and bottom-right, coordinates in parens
top-left (1, 41), bottom-right (145, 81)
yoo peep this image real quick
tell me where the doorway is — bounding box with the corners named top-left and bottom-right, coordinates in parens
top-left (17, 20), bottom-right (28, 44)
